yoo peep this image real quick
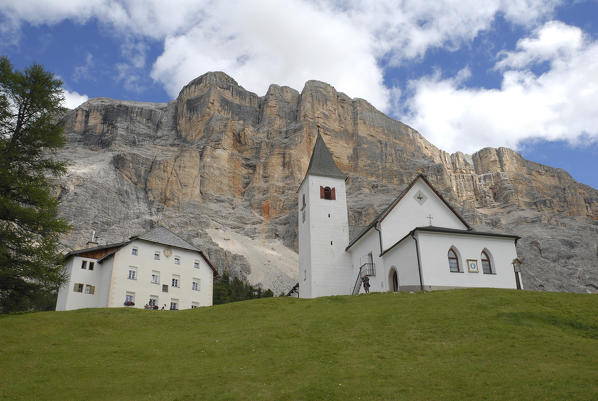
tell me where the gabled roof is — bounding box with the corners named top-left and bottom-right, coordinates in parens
top-left (303, 133), bottom-right (346, 181)
top-left (130, 226), bottom-right (199, 252)
top-left (65, 227), bottom-right (218, 275)
top-left (346, 174), bottom-right (472, 251)
top-left (66, 241), bottom-right (129, 257)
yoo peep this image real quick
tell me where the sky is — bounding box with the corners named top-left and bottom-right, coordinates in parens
top-left (1, 0), bottom-right (597, 189)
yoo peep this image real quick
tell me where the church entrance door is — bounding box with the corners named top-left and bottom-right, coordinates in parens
top-left (389, 268), bottom-right (399, 292)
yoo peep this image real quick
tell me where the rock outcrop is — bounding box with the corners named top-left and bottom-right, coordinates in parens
top-left (56, 72), bottom-right (598, 294)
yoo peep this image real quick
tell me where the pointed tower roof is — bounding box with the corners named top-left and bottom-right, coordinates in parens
top-left (304, 133), bottom-right (346, 180)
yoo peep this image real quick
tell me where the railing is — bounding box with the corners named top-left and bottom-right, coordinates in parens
top-left (360, 262), bottom-right (376, 277)
top-left (286, 282), bottom-right (299, 297)
top-left (351, 262), bottom-right (376, 295)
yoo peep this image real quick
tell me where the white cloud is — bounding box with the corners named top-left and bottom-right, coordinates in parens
top-left (0, 0), bottom-right (562, 111)
top-left (151, 0), bottom-right (387, 108)
top-left (73, 52), bottom-right (94, 82)
top-left (62, 90), bottom-right (89, 109)
top-left (402, 21), bottom-right (598, 153)
top-left (496, 21), bottom-right (583, 69)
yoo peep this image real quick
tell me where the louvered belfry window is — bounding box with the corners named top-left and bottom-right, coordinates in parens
top-left (320, 186), bottom-right (336, 200)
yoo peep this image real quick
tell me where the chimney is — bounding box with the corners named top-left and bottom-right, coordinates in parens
top-left (86, 230), bottom-right (99, 247)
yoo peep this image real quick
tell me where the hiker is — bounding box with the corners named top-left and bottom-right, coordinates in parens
top-left (363, 276), bottom-right (370, 294)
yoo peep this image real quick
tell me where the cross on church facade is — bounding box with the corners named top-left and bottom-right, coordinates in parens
top-left (416, 193), bottom-right (425, 202)
top-left (426, 214), bottom-right (433, 226)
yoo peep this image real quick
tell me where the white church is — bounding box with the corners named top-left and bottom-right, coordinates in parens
top-left (297, 134), bottom-right (523, 298)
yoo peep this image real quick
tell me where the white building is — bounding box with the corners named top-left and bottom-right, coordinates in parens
top-left (297, 134), bottom-right (523, 298)
top-left (56, 227), bottom-right (217, 311)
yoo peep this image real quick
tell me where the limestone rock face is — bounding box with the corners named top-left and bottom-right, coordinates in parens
top-left (57, 72), bottom-right (598, 294)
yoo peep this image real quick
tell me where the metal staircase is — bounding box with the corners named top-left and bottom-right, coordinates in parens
top-left (286, 282), bottom-right (299, 297)
top-left (351, 257), bottom-right (376, 295)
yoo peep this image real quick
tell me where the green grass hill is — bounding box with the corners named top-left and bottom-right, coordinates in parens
top-left (1, 289), bottom-right (597, 401)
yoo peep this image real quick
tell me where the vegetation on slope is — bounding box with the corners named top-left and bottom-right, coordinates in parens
top-left (213, 271), bottom-right (274, 304)
top-left (1, 289), bottom-right (597, 401)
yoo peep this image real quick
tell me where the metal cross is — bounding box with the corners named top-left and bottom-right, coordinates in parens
top-left (426, 214), bottom-right (433, 226)
top-left (416, 193), bottom-right (424, 202)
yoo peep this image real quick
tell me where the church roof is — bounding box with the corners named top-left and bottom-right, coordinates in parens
top-left (304, 133), bottom-right (346, 180)
top-left (346, 174), bottom-right (472, 251)
top-left (380, 226), bottom-right (520, 256)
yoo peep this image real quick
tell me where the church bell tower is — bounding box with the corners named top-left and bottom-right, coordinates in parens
top-left (298, 132), bottom-right (353, 298)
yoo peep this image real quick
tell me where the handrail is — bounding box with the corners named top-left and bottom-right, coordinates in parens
top-left (352, 262), bottom-right (376, 295)
top-left (352, 273), bottom-right (362, 295)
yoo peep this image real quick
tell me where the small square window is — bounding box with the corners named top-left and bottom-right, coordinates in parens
top-left (132, 248), bottom-right (138, 256)
top-left (84, 284), bottom-right (95, 294)
top-left (81, 260), bottom-right (87, 270)
top-left (73, 283), bottom-right (84, 292)
top-left (193, 260), bottom-right (199, 269)
top-left (88, 262), bottom-right (95, 271)
top-left (174, 256), bottom-right (180, 265)
top-left (125, 292), bottom-right (135, 306)
top-left (162, 284), bottom-right (168, 293)
top-left (128, 268), bottom-right (137, 280)
top-left (154, 252), bottom-right (160, 260)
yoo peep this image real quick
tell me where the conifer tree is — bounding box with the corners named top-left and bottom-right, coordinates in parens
top-left (0, 57), bottom-right (70, 313)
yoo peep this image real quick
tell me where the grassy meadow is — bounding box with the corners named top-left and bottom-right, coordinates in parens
top-left (1, 289), bottom-right (597, 401)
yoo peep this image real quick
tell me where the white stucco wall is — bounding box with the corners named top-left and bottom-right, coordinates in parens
top-left (348, 228), bottom-right (383, 294)
top-left (382, 236), bottom-right (421, 291)
top-left (416, 231), bottom-right (520, 290)
top-left (107, 240), bottom-right (214, 309)
top-left (298, 174), bottom-right (353, 298)
top-left (380, 179), bottom-right (467, 250)
top-left (298, 178), bottom-right (313, 298)
top-left (57, 240), bottom-right (214, 311)
top-left (56, 255), bottom-right (111, 311)
top-left (55, 259), bottom-right (73, 311)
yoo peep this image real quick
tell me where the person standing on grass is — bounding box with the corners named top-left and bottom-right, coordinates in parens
top-left (363, 276), bottom-right (370, 294)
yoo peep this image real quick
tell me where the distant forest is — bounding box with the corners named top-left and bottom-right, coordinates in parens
top-left (213, 271), bottom-right (275, 304)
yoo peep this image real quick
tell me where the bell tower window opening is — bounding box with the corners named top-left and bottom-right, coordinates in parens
top-left (320, 186), bottom-right (336, 200)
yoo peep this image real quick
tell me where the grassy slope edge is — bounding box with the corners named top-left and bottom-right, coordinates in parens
top-left (1, 289), bottom-right (597, 401)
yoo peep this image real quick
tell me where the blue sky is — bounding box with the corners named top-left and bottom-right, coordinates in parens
top-left (1, 0), bottom-right (597, 189)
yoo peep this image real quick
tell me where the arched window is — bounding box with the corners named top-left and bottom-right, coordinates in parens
top-left (481, 250), bottom-right (493, 274)
top-left (324, 186), bottom-right (332, 199)
top-left (448, 249), bottom-right (460, 272)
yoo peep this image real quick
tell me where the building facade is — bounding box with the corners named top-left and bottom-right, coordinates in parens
top-left (297, 134), bottom-right (523, 298)
top-left (56, 227), bottom-right (217, 311)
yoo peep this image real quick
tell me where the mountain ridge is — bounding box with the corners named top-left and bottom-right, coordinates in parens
top-left (56, 71), bottom-right (598, 294)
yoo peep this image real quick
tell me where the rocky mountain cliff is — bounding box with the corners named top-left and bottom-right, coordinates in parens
top-left (56, 72), bottom-right (598, 294)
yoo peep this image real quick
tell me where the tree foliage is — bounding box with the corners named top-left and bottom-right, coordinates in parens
top-left (0, 57), bottom-right (70, 313)
top-left (213, 271), bottom-right (275, 305)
